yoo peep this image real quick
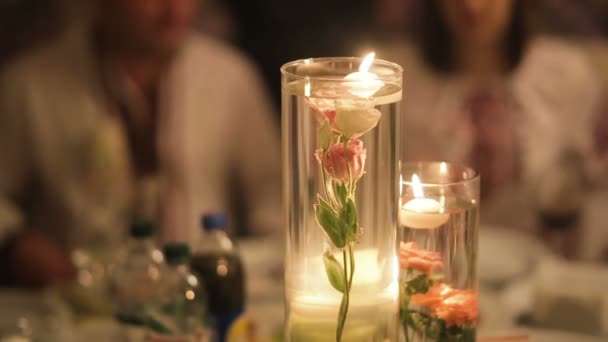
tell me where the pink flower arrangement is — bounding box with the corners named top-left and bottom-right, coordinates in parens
top-left (315, 139), bottom-right (366, 183)
top-left (399, 241), bottom-right (444, 275)
top-left (410, 283), bottom-right (479, 327)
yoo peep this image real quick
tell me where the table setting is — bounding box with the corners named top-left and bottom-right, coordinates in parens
top-left (2, 52), bottom-right (608, 342)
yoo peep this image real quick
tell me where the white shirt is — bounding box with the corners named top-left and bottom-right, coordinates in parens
top-left (0, 27), bottom-right (281, 248)
top-left (381, 37), bottom-right (603, 231)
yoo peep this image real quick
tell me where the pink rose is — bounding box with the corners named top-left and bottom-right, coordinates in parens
top-left (399, 242), bottom-right (444, 274)
top-left (315, 139), bottom-right (366, 183)
top-left (410, 283), bottom-right (478, 327)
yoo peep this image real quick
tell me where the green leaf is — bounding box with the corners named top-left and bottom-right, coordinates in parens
top-left (317, 195), bottom-right (334, 210)
top-left (462, 327), bottom-right (476, 342)
top-left (446, 326), bottom-right (465, 342)
top-left (314, 200), bottom-right (345, 248)
top-left (317, 121), bottom-right (332, 150)
top-left (405, 274), bottom-right (432, 295)
top-left (145, 315), bottom-right (174, 335)
top-left (409, 311), bottom-right (430, 333)
top-left (341, 198), bottom-right (358, 242)
top-left (323, 251), bottom-right (345, 293)
top-left (426, 317), bottom-right (441, 340)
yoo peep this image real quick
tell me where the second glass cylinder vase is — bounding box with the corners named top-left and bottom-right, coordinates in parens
top-left (399, 162), bottom-right (480, 342)
top-left (282, 55), bottom-right (403, 342)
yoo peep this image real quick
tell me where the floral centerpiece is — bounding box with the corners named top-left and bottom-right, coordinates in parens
top-left (400, 242), bottom-right (478, 342)
top-left (308, 95), bottom-right (381, 341)
top-left (282, 55), bottom-right (402, 342)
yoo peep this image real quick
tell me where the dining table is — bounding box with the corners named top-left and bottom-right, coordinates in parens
top-left (1, 226), bottom-right (607, 342)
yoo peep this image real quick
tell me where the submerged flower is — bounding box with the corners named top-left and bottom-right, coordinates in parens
top-left (306, 97), bottom-right (336, 127)
top-left (315, 139), bottom-right (366, 183)
top-left (306, 85), bottom-right (348, 127)
top-left (410, 283), bottom-right (478, 327)
top-left (307, 87), bottom-right (381, 139)
top-left (399, 242), bottom-right (444, 275)
top-left (333, 101), bottom-right (381, 139)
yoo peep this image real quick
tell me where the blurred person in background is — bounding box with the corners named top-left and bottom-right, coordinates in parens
top-left (380, 0), bottom-right (605, 249)
top-left (0, 0), bottom-right (280, 288)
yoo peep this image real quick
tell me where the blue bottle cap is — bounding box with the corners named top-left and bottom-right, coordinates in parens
top-left (201, 213), bottom-right (227, 231)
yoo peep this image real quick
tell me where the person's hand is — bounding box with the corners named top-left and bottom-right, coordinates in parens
top-left (466, 89), bottom-right (519, 197)
top-left (7, 230), bottom-right (75, 288)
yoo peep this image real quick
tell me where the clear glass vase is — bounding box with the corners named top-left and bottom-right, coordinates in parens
top-left (398, 162), bottom-right (479, 342)
top-left (281, 55), bottom-right (403, 342)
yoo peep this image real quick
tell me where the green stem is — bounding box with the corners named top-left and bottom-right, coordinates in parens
top-left (336, 243), bottom-right (356, 342)
top-left (348, 243), bottom-right (355, 291)
top-left (336, 249), bottom-right (350, 342)
top-left (332, 137), bottom-right (359, 341)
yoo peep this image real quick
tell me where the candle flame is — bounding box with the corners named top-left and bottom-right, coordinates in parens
top-left (412, 174), bottom-right (424, 198)
top-left (359, 52), bottom-right (375, 73)
top-left (440, 162), bottom-right (447, 175)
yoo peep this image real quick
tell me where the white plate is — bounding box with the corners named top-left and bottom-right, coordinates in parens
top-left (479, 226), bottom-right (551, 285)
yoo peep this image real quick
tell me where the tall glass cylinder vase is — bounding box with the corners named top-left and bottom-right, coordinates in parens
top-left (281, 56), bottom-right (403, 342)
top-left (398, 162), bottom-right (480, 342)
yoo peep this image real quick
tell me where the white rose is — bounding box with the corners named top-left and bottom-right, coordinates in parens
top-left (334, 101), bottom-right (381, 138)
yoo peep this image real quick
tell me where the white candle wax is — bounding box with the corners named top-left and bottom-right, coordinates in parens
top-left (344, 52), bottom-right (384, 98)
top-left (287, 247), bottom-right (399, 339)
top-left (399, 174), bottom-right (450, 229)
top-left (400, 199), bottom-right (450, 229)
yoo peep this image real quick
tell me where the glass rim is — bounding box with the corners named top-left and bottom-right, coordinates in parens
top-left (280, 56), bottom-right (403, 82)
top-left (400, 161), bottom-right (480, 187)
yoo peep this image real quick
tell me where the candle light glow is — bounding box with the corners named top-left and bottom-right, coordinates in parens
top-left (399, 174), bottom-right (450, 229)
top-left (344, 52), bottom-right (384, 98)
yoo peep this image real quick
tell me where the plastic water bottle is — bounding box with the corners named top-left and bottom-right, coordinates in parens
top-left (146, 243), bottom-right (210, 342)
top-left (110, 220), bottom-right (165, 341)
top-left (190, 213), bottom-right (247, 342)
